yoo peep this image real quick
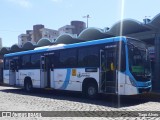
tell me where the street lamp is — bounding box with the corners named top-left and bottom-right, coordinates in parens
top-left (83, 14), bottom-right (91, 28)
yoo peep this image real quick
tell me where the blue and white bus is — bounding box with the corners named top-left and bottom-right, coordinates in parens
top-left (3, 36), bottom-right (151, 98)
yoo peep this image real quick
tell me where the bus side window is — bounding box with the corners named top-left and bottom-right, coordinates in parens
top-left (59, 49), bottom-right (77, 68)
top-left (78, 46), bottom-right (99, 67)
top-left (31, 54), bottom-right (40, 69)
top-left (22, 55), bottom-right (31, 69)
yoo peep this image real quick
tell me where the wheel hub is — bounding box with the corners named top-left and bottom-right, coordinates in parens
top-left (88, 87), bottom-right (95, 95)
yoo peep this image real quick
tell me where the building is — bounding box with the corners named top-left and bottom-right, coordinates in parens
top-left (58, 25), bottom-right (75, 36)
top-left (18, 30), bottom-right (33, 46)
top-left (19, 24), bottom-right (60, 45)
top-left (58, 21), bottom-right (86, 37)
top-left (32, 24), bottom-right (44, 43)
top-left (18, 34), bottom-right (29, 46)
top-left (26, 30), bottom-right (33, 42)
top-left (18, 21), bottom-right (86, 46)
top-left (40, 28), bottom-right (59, 42)
top-left (71, 21), bottom-right (86, 35)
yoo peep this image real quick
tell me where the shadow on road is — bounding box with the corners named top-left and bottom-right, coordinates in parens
top-left (0, 86), bottom-right (159, 108)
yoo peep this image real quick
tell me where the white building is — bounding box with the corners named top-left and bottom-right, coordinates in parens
top-left (40, 28), bottom-right (59, 42)
top-left (26, 30), bottom-right (33, 42)
top-left (18, 34), bottom-right (29, 46)
top-left (18, 30), bottom-right (34, 46)
top-left (58, 25), bottom-right (77, 37)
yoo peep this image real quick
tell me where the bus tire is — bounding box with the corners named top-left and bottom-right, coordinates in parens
top-left (83, 82), bottom-right (98, 99)
top-left (24, 79), bottom-right (33, 92)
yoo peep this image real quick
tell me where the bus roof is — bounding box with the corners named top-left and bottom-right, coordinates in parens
top-left (4, 36), bottom-right (127, 57)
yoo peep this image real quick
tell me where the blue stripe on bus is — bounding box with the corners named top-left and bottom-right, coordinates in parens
top-left (59, 68), bottom-right (71, 90)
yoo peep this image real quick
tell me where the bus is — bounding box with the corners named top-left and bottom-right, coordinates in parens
top-left (3, 36), bottom-right (151, 98)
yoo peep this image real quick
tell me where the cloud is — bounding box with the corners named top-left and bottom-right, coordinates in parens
top-left (7, 0), bottom-right (32, 8)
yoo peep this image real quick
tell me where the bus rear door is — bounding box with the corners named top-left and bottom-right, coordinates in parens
top-left (40, 55), bottom-right (53, 88)
top-left (9, 58), bottom-right (19, 86)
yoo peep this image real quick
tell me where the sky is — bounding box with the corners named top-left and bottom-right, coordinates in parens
top-left (0, 0), bottom-right (160, 47)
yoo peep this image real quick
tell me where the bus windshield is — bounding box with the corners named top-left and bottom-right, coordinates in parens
top-left (128, 39), bottom-right (151, 81)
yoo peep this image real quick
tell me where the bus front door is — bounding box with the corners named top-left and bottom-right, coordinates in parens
top-left (100, 49), bottom-right (117, 94)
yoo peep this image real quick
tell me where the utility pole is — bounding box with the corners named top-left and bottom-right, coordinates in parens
top-left (83, 14), bottom-right (91, 28)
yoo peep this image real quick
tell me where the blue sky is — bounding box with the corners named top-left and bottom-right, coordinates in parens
top-left (0, 0), bottom-right (160, 47)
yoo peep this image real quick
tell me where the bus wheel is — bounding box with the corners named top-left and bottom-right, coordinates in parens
top-left (84, 83), bottom-right (98, 99)
top-left (24, 80), bottom-right (33, 92)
